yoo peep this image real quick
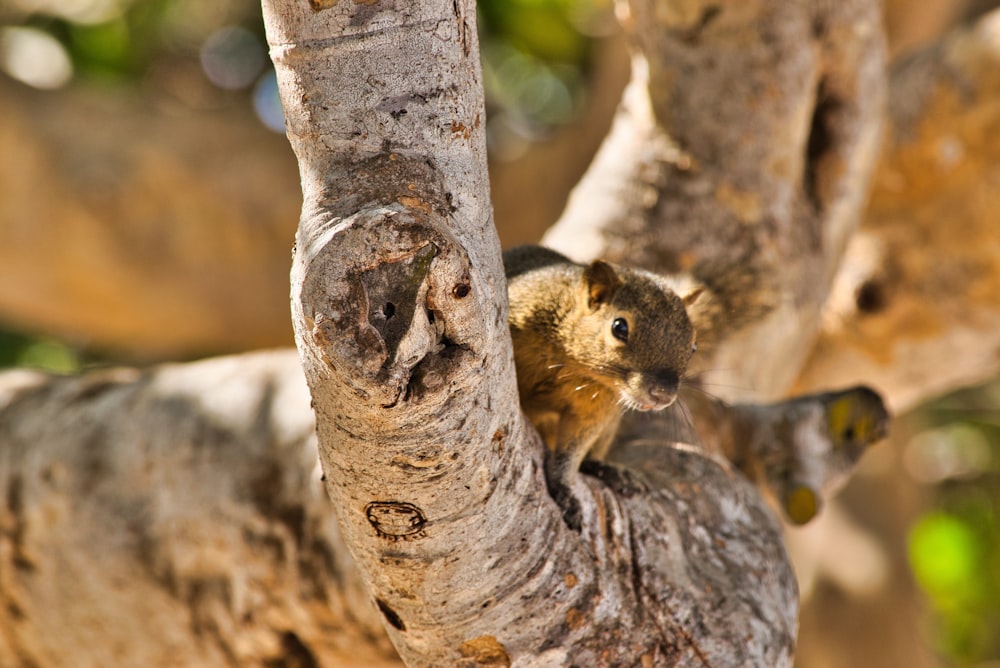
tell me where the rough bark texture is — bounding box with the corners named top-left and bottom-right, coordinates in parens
top-left (269, 0), bottom-right (797, 665)
top-left (0, 352), bottom-right (399, 668)
top-left (545, 0), bottom-right (886, 402)
top-left (267, 1), bottom-right (541, 664)
top-left (0, 350), bottom-right (806, 667)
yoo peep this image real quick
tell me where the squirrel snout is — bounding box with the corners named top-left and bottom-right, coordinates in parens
top-left (639, 372), bottom-right (679, 410)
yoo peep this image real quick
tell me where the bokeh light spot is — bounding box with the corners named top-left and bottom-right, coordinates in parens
top-left (909, 512), bottom-right (978, 600)
top-left (200, 26), bottom-right (265, 91)
top-left (253, 69), bottom-right (286, 133)
top-left (0, 26), bottom-right (74, 90)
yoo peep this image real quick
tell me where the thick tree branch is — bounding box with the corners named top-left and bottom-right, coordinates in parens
top-left (0, 352), bottom-right (399, 668)
top-left (545, 0), bottom-right (886, 401)
top-left (795, 8), bottom-right (1000, 410)
top-left (266, 1), bottom-right (799, 665)
top-left (0, 78), bottom-right (300, 358)
top-left (265, 2), bottom-right (555, 665)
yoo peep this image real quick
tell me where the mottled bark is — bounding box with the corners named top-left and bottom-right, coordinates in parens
top-left (2, 349), bottom-right (822, 667)
top-left (0, 352), bottom-right (399, 668)
top-left (546, 0), bottom-right (886, 402)
top-left (268, 0), bottom-right (804, 665)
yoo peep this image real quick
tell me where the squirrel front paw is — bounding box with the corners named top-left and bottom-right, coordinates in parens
top-left (547, 479), bottom-right (583, 532)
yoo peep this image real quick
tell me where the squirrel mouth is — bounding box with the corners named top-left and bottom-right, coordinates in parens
top-left (623, 393), bottom-right (677, 412)
top-left (637, 398), bottom-right (675, 412)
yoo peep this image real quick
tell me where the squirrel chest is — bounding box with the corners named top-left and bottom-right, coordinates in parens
top-left (504, 245), bottom-right (701, 504)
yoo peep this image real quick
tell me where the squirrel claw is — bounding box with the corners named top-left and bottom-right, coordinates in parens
top-left (546, 477), bottom-right (583, 533)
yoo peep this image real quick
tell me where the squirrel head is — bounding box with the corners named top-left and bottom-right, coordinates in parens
top-left (569, 259), bottom-right (702, 411)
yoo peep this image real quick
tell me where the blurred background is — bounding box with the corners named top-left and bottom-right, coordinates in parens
top-left (1, 1), bottom-right (999, 666)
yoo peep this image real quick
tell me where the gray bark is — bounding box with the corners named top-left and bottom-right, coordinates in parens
top-left (266, 0), bottom-right (812, 665)
top-left (546, 0), bottom-right (886, 402)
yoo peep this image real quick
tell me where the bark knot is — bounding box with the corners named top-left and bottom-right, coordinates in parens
top-left (365, 501), bottom-right (427, 540)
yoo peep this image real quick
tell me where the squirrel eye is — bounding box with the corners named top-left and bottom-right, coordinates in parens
top-left (611, 317), bottom-right (629, 342)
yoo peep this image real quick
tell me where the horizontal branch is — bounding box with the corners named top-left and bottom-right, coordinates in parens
top-left (0, 351), bottom-right (400, 667)
top-left (0, 348), bottom-right (807, 666)
top-left (0, 78), bottom-right (300, 358)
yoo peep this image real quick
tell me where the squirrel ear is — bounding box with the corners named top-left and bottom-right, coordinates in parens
top-left (583, 260), bottom-right (621, 308)
top-left (682, 284), bottom-right (706, 307)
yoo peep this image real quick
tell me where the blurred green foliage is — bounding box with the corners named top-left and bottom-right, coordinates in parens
top-left (17, 1), bottom-right (172, 80)
top-left (479, 0), bottom-right (609, 156)
top-left (907, 381), bottom-right (1000, 665)
top-left (480, 0), bottom-right (591, 64)
top-left (0, 329), bottom-right (79, 373)
top-left (66, 15), bottom-right (135, 77)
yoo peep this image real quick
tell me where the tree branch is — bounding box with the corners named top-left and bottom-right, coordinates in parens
top-left (266, 1), bottom-right (800, 665)
top-left (545, 0), bottom-right (886, 400)
top-left (0, 78), bottom-right (300, 358)
top-left (0, 351), bottom-right (399, 667)
top-left (265, 2), bottom-right (559, 664)
top-left (795, 8), bottom-right (1000, 411)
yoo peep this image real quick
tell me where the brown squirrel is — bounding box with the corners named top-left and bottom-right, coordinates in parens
top-left (504, 245), bottom-right (702, 529)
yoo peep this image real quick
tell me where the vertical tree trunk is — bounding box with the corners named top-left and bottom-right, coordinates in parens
top-left (265, 1), bottom-right (811, 665)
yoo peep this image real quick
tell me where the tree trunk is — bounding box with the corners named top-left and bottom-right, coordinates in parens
top-left (265, 0), bottom-right (848, 665)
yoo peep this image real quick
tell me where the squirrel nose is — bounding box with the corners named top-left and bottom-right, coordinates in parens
top-left (647, 372), bottom-right (679, 407)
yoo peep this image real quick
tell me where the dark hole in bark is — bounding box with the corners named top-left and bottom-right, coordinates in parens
top-left (360, 243), bottom-right (436, 363)
top-left (376, 597), bottom-right (406, 631)
top-left (679, 4), bottom-right (722, 44)
top-left (264, 631), bottom-right (318, 668)
top-left (804, 79), bottom-right (841, 213)
top-left (855, 279), bottom-right (887, 314)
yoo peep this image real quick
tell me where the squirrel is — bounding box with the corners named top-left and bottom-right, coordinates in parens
top-left (504, 245), bottom-right (703, 529)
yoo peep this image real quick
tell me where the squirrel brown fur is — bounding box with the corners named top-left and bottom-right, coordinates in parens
top-left (504, 245), bottom-right (702, 529)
